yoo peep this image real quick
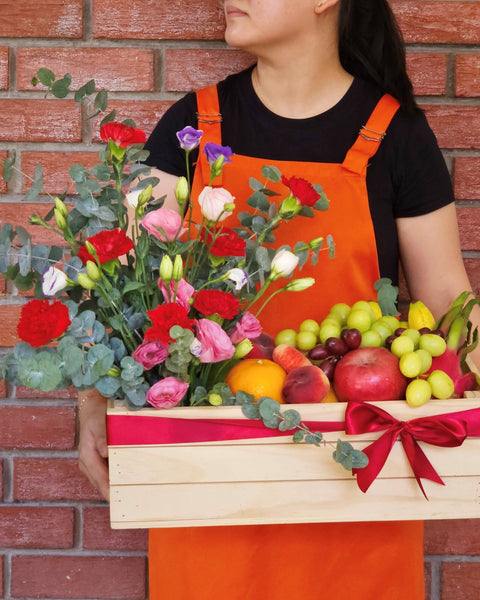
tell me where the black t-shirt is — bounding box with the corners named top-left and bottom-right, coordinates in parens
top-left (144, 66), bottom-right (454, 283)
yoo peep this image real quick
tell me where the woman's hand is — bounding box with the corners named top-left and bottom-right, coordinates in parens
top-left (77, 389), bottom-right (110, 501)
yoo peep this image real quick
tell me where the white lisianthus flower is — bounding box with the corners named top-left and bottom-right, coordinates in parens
top-left (189, 337), bottom-right (203, 357)
top-left (270, 249), bottom-right (299, 280)
top-left (41, 266), bottom-right (68, 296)
top-left (226, 268), bottom-right (248, 291)
top-left (126, 188), bottom-right (141, 209)
top-left (198, 186), bottom-right (235, 222)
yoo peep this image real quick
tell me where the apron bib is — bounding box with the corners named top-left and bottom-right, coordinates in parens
top-left (149, 85), bottom-right (425, 600)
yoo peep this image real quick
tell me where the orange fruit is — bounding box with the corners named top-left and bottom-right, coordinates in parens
top-left (225, 358), bottom-right (287, 403)
top-left (321, 387), bottom-right (340, 403)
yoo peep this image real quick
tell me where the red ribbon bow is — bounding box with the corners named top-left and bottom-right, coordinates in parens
top-left (345, 401), bottom-right (480, 498)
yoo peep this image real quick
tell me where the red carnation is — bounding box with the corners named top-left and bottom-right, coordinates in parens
top-left (281, 175), bottom-right (320, 207)
top-left (77, 228), bottom-right (134, 264)
top-left (144, 303), bottom-right (196, 344)
top-left (17, 299), bottom-right (71, 347)
top-left (201, 226), bottom-right (246, 257)
top-left (100, 122), bottom-right (147, 147)
top-left (193, 289), bottom-right (240, 320)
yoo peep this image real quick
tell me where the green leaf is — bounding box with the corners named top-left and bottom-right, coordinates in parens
top-left (69, 163), bottom-right (89, 183)
top-left (314, 193), bottom-right (330, 211)
top-left (60, 345), bottom-right (84, 377)
top-left (95, 376), bottom-right (121, 397)
top-left (91, 163), bottom-right (111, 181)
top-left (292, 430), bottom-right (304, 443)
top-left (37, 68), bottom-right (55, 87)
top-left (24, 164), bottom-right (44, 201)
top-left (88, 344), bottom-right (115, 377)
top-left (375, 277), bottom-right (399, 316)
top-left (351, 450), bottom-right (369, 469)
top-left (305, 432), bottom-right (323, 445)
top-left (241, 403), bottom-right (261, 419)
top-left (74, 79), bottom-right (96, 103)
top-left (278, 409), bottom-right (301, 431)
top-left (2, 151), bottom-right (16, 183)
top-left (247, 191), bottom-right (270, 214)
top-left (18, 354), bottom-right (63, 392)
top-left (94, 89), bottom-right (108, 112)
top-left (255, 246), bottom-right (271, 271)
top-left (258, 397), bottom-right (281, 421)
top-left (327, 234), bottom-right (335, 259)
top-left (18, 238), bottom-right (32, 276)
top-left (51, 76), bottom-right (71, 99)
top-left (100, 110), bottom-right (116, 127)
top-left (298, 206), bottom-right (315, 218)
top-left (261, 165), bottom-right (282, 182)
top-left (249, 177), bottom-right (264, 192)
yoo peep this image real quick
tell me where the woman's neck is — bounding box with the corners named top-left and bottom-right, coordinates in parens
top-left (252, 58), bottom-right (353, 119)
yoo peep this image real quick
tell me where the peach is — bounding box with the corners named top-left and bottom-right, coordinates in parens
top-left (272, 344), bottom-right (311, 373)
top-left (282, 365), bottom-right (331, 404)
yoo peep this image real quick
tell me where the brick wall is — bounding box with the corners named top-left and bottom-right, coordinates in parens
top-left (0, 1), bottom-right (479, 599)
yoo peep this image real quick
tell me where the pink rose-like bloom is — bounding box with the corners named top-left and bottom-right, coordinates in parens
top-left (146, 377), bottom-right (189, 409)
top-left (141, 208), bottom-right (186, 242)
top-left (198, 186), bottom-right (235, 222)
top-left (196, 318), bottom-right (235, 363)
top-left (229, 312), bottom-right (263, 344)
top-left (132, 340), bottom-right (169, 370)
top-left (158, 278), bottom-right (195, 311)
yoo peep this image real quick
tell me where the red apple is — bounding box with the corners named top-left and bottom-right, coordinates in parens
top-left (333, 347), bottom-right (408, 402)
top-left (282, 365), bottom-right (330, 404)
top-left (246, 332), bottom-right (275, 359)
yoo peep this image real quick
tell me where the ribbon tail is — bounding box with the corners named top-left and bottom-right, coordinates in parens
top-left (353, 429), bottom-right (399, 493)
top-left (402, 433), bottom-right (445, 500)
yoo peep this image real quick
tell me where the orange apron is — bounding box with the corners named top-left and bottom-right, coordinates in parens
top-left (149, 85), bottom-right (425, 600)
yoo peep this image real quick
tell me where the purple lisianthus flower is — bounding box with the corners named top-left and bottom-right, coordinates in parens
top-left (203, 142), bottom-right (234, 165)
top-left (176, 126), bottom-right (203, 151)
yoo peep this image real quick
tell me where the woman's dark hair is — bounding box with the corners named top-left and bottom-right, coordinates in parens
top-left (338, 0), bottom-right (419, 113)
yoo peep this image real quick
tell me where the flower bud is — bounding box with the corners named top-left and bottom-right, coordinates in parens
top-left (172, 255), bottom-right (184, 282)
top-left (107, 367), bottom-right (121, 377)
top-left (309, 237), bottom-right (324, 250)
top-left (159, 255), bottom-right (174, 283)
top-left (174, 177), bottom-right (189, 207)
top-left (85, 240), bottom-right (97, 258)
top-left (86, 260), bottom-right (102, 281)
top-left (77, 272), bottom-right (96, 290)
top-left (284, 277), bottom-right (315, 292)
top-left (278, 195), bottom-right (300, 218)
top-left (138, 184), bottom-right (153, 207)
top-left (210, 155), bottom-right (226, 179)
top-left (126, 189), bottom-right (141, 209)
top-left (54, 197), bottom-right (68, 217)
top-left (54, 208), bottom-right (67, 230)
top-left (234, 338), bottom-right (253, 358)
top-left (269, 249), bottom-right (299, 280)
top-left (208, 393), bottom-right (223, 406)
top-left (41, 266), bottom-right (68, 296)
top-left (223, 202), bottom-right (236, 213)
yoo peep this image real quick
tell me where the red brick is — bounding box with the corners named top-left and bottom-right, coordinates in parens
top-left (0, 406), bottom-right (75, 450)
top-left (464, 257), bottom-right (480, 296)
top-left (0, 461), bottom-right (3, 500)
top-left (393, 1), bottom-right (480, 44)
top-left (456, 54), bottom-right (480, 98)
top-left (83, 507), bottom-right (148, 551)
top-left (0, 47), bottom-right (8, 91)
top-left (13, 458), bottom-right (103, 501)
top-left (454, 157), bottom-right (480, 200)
top-left (93, 0), bottom-right (224, 40)
top-left (0, 100), bottom-right (81, 143)
top-left (406, 52), bottom-right (447, 96)
top-left (11, 556), bottom-right (146, 599)
top-left (17, 47), bottom-right (155, 92)
top-left (0, 202), bottom-right (70, 246)
top-left (0, 304), bottom-right (22, 347)
top-left (16, 386), bottom-right (77, 400)
top-left (457, 207), bottom-right (480, 252)
top-left (0, 379), bottom-right (6, 398)
top-left (91, 100), bottom-right (173, 142)
top-left (422, 105), bottom-right (480, 150)
top-left (0, 0), bottom-right (82, 38)
top-left (165, 48), bottom-right (255, 92)
top-left (441, 562), bottom-right (480, 600)
top-left (0, 150), bottom-right (7, 193)
top-left (22, 151), bottom-right (101, 195)
top-left (424, 519), bottom-right (480, 555)
top-left (0, 507), bottom-right (74, 549)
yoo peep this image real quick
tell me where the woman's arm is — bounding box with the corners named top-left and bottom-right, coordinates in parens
top-left (397, 202), bottom-right (480, 364)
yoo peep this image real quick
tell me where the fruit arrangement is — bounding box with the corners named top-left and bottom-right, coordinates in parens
top-left (228, 289), bottom-right (479, 408)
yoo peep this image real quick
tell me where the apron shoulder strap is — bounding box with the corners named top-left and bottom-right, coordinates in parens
top-left (196, 85), bottom-right (223, 185)
top-left (342, 94), bottom-right (401, 176)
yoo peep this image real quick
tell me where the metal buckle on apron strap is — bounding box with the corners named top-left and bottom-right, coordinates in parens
top-left (196, 112), bottom-right (223, 124)
top-left (359, 126), bottom-right (386, 142)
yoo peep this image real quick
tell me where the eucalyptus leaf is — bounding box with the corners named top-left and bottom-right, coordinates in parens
top-left (18, 239), bottom-right (32, 276)
top-left (261, 165), bottom-right (282, 182)
top-left (91, 163), bottom-right (111, 181)
top-left (37, 68), bottom-right (55, 87)
top-left (241, 403), bottom-right (261, 419)
top-left (30, 245), bottom-right (50, 274)
top-left (2, 152), bottom-right (16, 183)
top-left (51, 77), bottom-right (71, 98)
top-left (69, 163), bottom-right (89, 183)
top-left (327, 234), bottom-right (335, 259)
top-left (74, 79), bottom-right (96, 103)
top-left (88, 344), bottom-right (115, 377)
top-left (94, 89), bottom-right (108, 112)
top-left (247, 192), bottom-right (270, 214)
top-left (100, 110), bottom-right (116, 127)
top-left (249, 177), bottom-right (264, 192)
top-left (18, 355), bottom-right (63, 392)
top-left (24, 164), bottom-right (44, 201)
top-left (255, 246), bottom-right (271, 271)
top-left (292, 430), bottom-right (304, 443)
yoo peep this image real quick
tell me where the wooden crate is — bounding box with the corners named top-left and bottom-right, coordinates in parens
top-left (107, 392), bottom-right (480, 529)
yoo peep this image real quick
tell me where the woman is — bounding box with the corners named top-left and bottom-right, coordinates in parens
top-left (78, 0), bottom-right (478, 598)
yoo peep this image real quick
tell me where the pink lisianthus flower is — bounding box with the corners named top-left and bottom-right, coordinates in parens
top-left (146, 377), bottom-right (189, 409)
top-left (132, 340), bottom-right (169, 370)
top-left (196, 319), bottom-right (235, 363)
top-left (141, 208), bottom-right (186, 242)
top-left (229, 312), bottom-right (262, 344)
top-left (158, 278), bottom-right (195, 311)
